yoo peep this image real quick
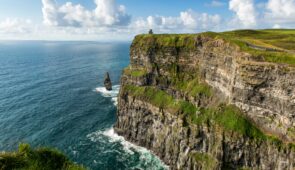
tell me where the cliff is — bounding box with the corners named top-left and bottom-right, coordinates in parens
top-left (115, 30), bottom-right (295, 169)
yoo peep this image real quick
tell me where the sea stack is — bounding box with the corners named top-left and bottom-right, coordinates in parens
top-left (104, 72), bottom-right (112, 91)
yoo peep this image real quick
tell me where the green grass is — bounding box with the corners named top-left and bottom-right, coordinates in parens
top-left (191, 152), bottom-right (218, 170)
top-left (132, 34), bottom-right (198, 51)
top-left (187, 105), bottom-right (265, 139)
top-left (172, 77), bottom-right (212, 98)
top-left (124, 85), bottom-right (262, 139)
top-left (215, 105), bottom-right (265, 139)
top-left (124, 84), bottom-right (295, 148)
top-left (123, 66), bottom-right (148, 77)
top-left (133, 29), bottom-right (295, 66)
top-left (222, 29), bottom-right (295, 50)
top-left (188, 104), bottom-right (295, 149)
top-left (0, 143), bottom-right (86, 170)
top-left (220, 29), bottom-right (295, 65)
top-left (161, 63), bottom-right (212, 98)
top-left (123, 85), bottom-right (198, 115)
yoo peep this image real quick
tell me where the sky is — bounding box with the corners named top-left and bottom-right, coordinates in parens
top-left (0, 0), bottom-right (294, 41)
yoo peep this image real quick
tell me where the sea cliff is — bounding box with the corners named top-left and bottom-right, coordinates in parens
top-left (115, 30), bottom-right (295, 169)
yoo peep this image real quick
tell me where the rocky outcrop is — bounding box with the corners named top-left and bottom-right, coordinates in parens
top-left (104, 72), bottom-right (112, 91)
top-left (115, 34), bottom-right (295, 169)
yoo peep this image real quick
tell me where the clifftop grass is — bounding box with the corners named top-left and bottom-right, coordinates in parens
top-left (132, 34), bottom-right (198, 50)
top-left (220, 29), bottom-right (295, 65)
top-left (0, 144), bottom-right (85, 170)
top-left (133, 29), bottom-right (295, 66)
top-left (222, 29), bottom-right (295, 51)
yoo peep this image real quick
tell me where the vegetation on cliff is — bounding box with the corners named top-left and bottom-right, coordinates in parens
top-left (123, 66), bottom-right (148, 77)
top-left (0, 143), bottom-right (85, 170)
top-left (133, 29), bottom-right (295, 66)
top-left (117, 29), bottom-right (295, 169)
top-left (171, 76), bottom-right (212, 98)
top-left (219, 29), bottom-right (295, 65)
top-left (123, 83), bottom-right (295, 150)
top-left (123, 85), bottom-right (197, 116)
top-left (191, 152), bottom-right (218, 170)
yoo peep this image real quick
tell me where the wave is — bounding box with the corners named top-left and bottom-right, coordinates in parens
top-left (95, 85), bottom-right (120, 106)
top-left (87, 128), bottom-right (138, 154)
top-left (87, 128), bottom-right (169, 169)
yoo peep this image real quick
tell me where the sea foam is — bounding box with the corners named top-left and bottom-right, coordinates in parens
top-left (95, 85), bottom-right (120, 106)
top-left (93, 85), bottom-right (168, 169)
top-left (87, 128), bottom-right (169, 169)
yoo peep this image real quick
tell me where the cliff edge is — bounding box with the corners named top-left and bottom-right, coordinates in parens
top-left (115, 30), bottom-right (295, 169)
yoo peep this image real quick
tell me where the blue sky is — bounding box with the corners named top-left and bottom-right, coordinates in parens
top-left (0, 0), bottom-right (294, 40)
top-left (0, 0), bottom-right (231, 19)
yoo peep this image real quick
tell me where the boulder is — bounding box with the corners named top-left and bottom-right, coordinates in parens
top-left (104, 72), bottom-right (112, 91)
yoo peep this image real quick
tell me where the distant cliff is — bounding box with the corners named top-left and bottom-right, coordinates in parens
top-left (115, 30), bottom-right (295, 169)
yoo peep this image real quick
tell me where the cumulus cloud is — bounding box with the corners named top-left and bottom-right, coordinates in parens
top-left (0, 1), bottom-right (226, 40)
top-left (265, 0), bottom-right (295, 24)
top-left (134, 9), bottom-right (221, 33)
top-left (0, 18), bottom-right (32, 34)
top-left (229, 0), bottom-right (257, 27)
top-left (41, 0), bottom-right (131, 27)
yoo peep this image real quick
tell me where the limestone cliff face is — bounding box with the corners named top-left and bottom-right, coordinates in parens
top-left (114, 34), bottom-right (295, 169)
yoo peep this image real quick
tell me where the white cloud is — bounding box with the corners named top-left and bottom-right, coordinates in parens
top-left (0, 18), bottom-right (32, 34)
top-left (0, 1), bottom-right (225, 40)
top-left (229, 0), bottom-right (257, 27)
top-left (93, 0), bottom-right (130, 26)
top-left (273, 24), bottom-right (281, 28)
top-left (41, 0), bottom-right (131, 27)
top-left (266, 0), bottom-right (295, 24)
top-left (134, 9), bottom-right (221, 33)
top-left (42, 0), bottom-right (59, 26)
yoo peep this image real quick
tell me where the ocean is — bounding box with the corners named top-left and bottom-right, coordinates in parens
top-left (0, 41), bottom-right (167, 170)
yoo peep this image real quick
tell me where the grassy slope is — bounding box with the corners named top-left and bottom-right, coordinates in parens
top-left (134, 29), bottom-right (295, 66)
top-left (0, 144), bottom-right (85, 170)
top-left (222, 29), bottom-right (295, 51)
top-left (220, 29), bottom-right (295, 65)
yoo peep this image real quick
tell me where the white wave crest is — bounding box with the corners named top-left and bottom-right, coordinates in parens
top-left (95, 85), bottom-right (120, 106)
top-left (87, 128), bottom-right (139, 154)
top-left (87, 128), bottom-right (169, 169)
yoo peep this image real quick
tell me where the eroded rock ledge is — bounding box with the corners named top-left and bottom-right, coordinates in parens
top-left (115, 33), bottom-right (295, 169)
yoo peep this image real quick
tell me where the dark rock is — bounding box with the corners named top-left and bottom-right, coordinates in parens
top-left (104, 72), bottom-right (112, 91)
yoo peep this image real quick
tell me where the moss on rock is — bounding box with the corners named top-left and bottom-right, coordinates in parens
top-left (123, 66), bottom-right (148, 77)
top-left (123, 85), bottom-right (198, 115)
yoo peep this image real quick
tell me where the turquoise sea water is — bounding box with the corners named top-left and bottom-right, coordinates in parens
top-left (0, 41), bottom-right (167, 170)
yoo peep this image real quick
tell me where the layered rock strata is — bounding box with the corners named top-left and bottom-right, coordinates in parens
top-left (115, 34), bottom-right (295, 169)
